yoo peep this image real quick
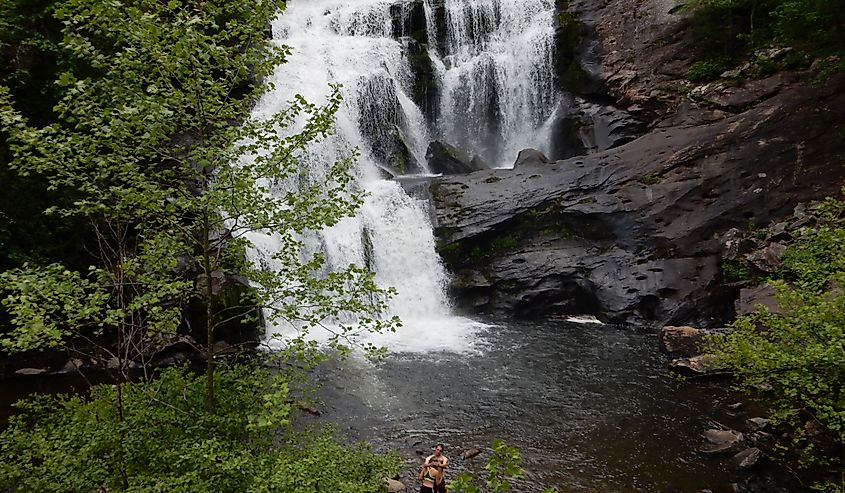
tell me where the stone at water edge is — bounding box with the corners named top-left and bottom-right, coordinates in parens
top-left (699, 428), bottom-right (745, 455)
top-left (669, 354), bottom-right (727, 376)
top-left (731, 447), bottom-right (763, 470)
top-left (658, 325), bottom-right (705, 357)
top-left (385, 478), bottom-right (406, 492)
top-left (62, 358), bottom-right (85, 372)
top-left (746, 417), bottom-right (771, 432)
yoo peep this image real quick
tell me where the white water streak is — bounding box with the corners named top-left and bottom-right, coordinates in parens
top-left (435, 0), bottom-right (559, 166)
top-left (250, 0), bottom-right (487, 354)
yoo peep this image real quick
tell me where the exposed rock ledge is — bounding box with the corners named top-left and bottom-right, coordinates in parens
top-left (431, 72), bottom-right (845, 327)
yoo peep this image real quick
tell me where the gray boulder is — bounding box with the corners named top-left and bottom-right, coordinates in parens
top-left (513, 149), bottom-right (551, 168)
top-left (426, 141), bottom-right (486, 175)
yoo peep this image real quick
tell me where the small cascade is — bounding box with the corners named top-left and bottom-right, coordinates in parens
top-left (434, 0), bottom-right (560, 165)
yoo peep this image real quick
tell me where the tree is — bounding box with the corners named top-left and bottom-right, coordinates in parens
top-left (0, 0), bottom-right (398, 411)
top-left (0, 0), bottom-right (402, 489)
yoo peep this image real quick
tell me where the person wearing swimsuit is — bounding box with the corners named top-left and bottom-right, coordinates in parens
top-left (420, 444), bottom-right (448, 493)
top-left (418, 457), bottom-right (440, 493)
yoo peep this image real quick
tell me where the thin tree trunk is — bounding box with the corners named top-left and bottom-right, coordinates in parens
top-left (202, 210), bottom-right (216, 412)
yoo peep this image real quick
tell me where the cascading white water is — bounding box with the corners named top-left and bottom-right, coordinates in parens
top-left (434, 0), bottom-right (559, 165)
top-left (250, 0), bottom-right (488, 354)
top-left (249, 0), bottom-right (563, 352)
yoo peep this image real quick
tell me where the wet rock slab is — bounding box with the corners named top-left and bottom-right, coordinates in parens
top-left (431, 73), bottom-right (845, 327)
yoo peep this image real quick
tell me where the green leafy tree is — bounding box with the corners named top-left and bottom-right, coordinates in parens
top-left (0, 0), bottom-right (399, 411)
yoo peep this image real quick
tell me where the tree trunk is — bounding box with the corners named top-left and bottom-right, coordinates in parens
top-left (202, 210), bottom-right (216, 412)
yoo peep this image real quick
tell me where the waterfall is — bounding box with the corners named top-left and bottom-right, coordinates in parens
top-left (435, 0), bottom-right (559, 165)
top-left (248, 0), bottom-right (562, 352)
top-left (250, 0), bottom-right (490, 354)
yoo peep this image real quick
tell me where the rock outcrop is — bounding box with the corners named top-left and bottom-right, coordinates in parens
top-left (426, 141), bottom-right (487, 175)
top-left (432, 74), bottom-right (844, 326)
top-left (429, 0), bottom-right (845, 327)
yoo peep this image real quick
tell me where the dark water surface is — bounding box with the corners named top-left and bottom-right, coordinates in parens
top-left (312, 320), bottom-right (763, 493)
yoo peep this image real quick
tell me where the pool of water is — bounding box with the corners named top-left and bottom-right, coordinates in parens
top-left (0, 318), bottom-right (801, 492)
top-left (308, 319), bottom-right (781, 493)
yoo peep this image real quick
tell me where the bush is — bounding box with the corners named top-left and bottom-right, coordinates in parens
top-left (686, 59), bottom-right (733, 81)
top-left (710, 191), bottom-right (845, 485)
top-left (0, 363), bottom-right (400, 492)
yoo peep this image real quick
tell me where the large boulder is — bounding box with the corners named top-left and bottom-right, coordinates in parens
top-left (431, 73), bottom-right (845, 327)
top-left (513, 149), bottom-right (551, 168)
top-left (735, 284), bottom-right (783, 317)
top-left (426, 141), bottom-right (487, 175)
top-left (658, 325), bottom-right (705, 357)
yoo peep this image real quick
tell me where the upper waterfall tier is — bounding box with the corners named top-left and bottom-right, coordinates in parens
top-left (262, 0), bottom-right (561, 170)
top-left (434, 0), bottom-right (559, 165)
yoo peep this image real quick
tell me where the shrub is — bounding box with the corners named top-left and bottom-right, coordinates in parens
top-left (0, 363), bottom-right (400, 492)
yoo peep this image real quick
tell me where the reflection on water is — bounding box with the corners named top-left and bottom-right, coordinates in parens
top-left (309, 320), bottom-right (771, 493)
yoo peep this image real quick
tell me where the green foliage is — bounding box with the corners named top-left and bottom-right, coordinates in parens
top-left (489, 235), bottom-right (518, 254)
top-left (778, 197), bottom-right (845, 291)
top-left (0, 362), bottom-right (401, 492)
top-left (638, 174), bottom-right (663, 185)
top-left (720, 258), bottom-right (751, 282)
top-left (710, 190), bottom-right (845, 482)
top-left (0, 0), bottom-right (399, 398)
top-left (449, 440), bottom-right (557, 493)
top-left (712, 281), bottom-right (845, 445)
top-left (686, 58), bottom-right (734, 81)
top-left (554, 2), bottom-right (586, 93)
top-left (684, 0), bottom-right (844, 78)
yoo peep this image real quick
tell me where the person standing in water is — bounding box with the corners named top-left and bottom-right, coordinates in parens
top-left (419, 443), bottom-right (448, 493)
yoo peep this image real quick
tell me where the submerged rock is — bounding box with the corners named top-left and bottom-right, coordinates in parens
top-left (699, 428), bottom-right (745, 455)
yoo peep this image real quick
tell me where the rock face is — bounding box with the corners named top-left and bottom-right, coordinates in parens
top-left (429, 0), bottom-right (845, 327)
top-left (426, 141), bottom-right (487, 175)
